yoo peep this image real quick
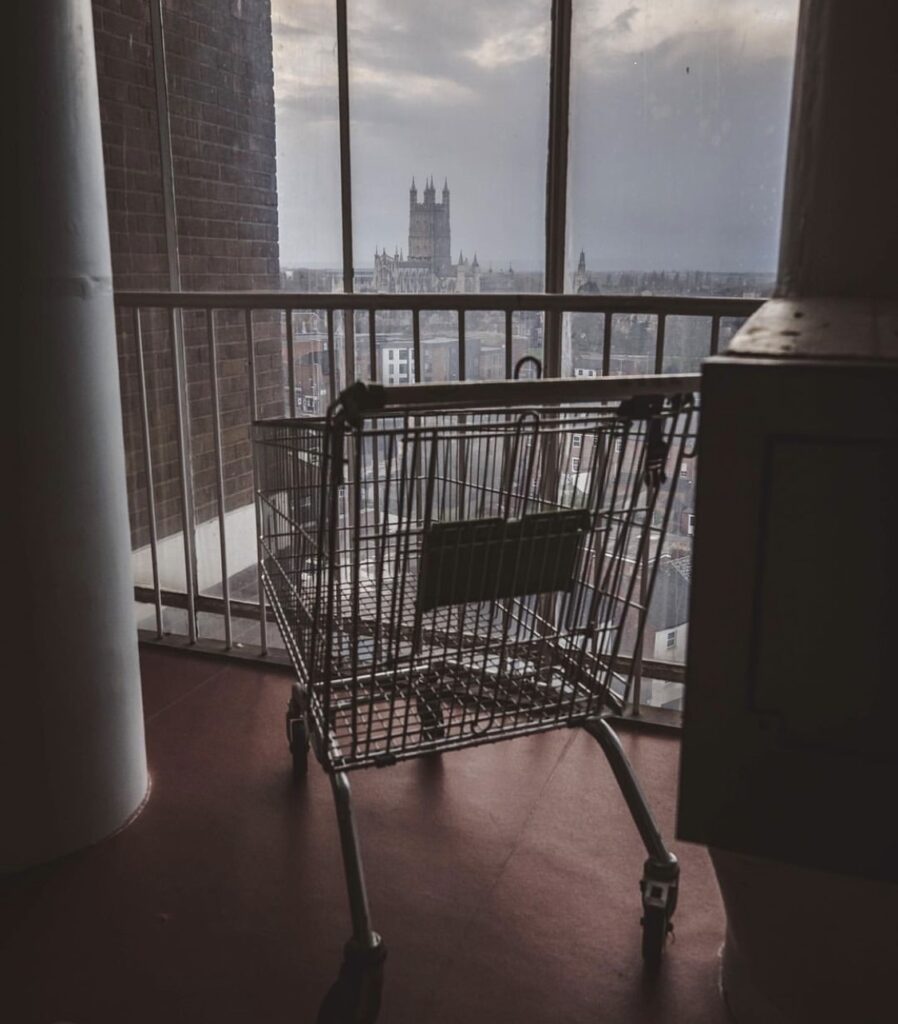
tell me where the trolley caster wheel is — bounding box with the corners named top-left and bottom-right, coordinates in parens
top-left (317, 936), bottom-right (387, 1024)
top-left (286, 705), bottom-right (310, 780)
top-left (639, 857), bottom-right (679, 973)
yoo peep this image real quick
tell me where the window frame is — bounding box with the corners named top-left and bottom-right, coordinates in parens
top-left (333, 0), bottom-right (573, 379)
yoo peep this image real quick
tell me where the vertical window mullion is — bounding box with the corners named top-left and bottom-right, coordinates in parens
top-left (544, 0), bottom-right (573, 377)
top-left (336, 0), bottom-right (355, 381)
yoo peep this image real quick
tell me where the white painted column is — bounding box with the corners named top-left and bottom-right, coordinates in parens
top-left (4, 0), bottom-right (148, 871)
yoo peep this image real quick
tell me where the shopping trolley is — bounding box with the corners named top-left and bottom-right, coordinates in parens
top-left (254, 365), bottom-right (699, 1022)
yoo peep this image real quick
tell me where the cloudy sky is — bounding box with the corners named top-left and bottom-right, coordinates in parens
top-left (272, 0), bottom-right (799, 274)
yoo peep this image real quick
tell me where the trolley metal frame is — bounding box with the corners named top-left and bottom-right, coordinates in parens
top-left (254, 371), bottom-right (698, 1019)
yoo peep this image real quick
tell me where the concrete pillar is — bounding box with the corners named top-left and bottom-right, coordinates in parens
top-left (777, 2), bottom-right (898, 302)
top-left (4, 0), bottom-right (148, 871)
top-left (679, 3), bottom-right (898, 1021)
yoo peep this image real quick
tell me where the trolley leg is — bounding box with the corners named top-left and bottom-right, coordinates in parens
top-left (584, 717), bottom-right (679, 971)
top-left (331, 772), bottom-right (378, 949)
top-left (286, 684), bottom-right (309, 780)
top-left (317, 772), bottom-right (386, 1024)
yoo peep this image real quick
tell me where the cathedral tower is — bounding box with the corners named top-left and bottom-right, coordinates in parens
top-left (408, 175), bottom-right (451, 276)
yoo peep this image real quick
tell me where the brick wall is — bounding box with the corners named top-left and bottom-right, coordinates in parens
top-left (93, 0), bottom-right (284, 548)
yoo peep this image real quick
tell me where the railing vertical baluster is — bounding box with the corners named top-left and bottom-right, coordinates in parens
top-left (286, 309), bottom-right (296, 416)
top-left (326, 309), bottom-right (337, 401)
top-left (207, 309), bottom-right (232, 648)
top-left (710, 314), bottom-right (721, 355)
top-left (368, 307), bottom-right (381, 558)
top-left (654, 313), bottom-right (666, 374)
top-left (245, 308), bottom-right (268, 654)
top-left (458, 310), bottom-right (466, 381)
top-left (343, 311), bottom-right (355, 393)
top-left (412, 307), bottom-right (421, 383)
top-left (133, 307), bottom-right (163, 639)
top-left (545, 308), bottom-right (563, 377)
top-left (169, 305), bottom-right (198, 643)
top-left (457, 307), bottom-right (468, 529)
top-left (505, 309), bottom-right (513, 379)
top-left (602, 312), bottom-right (612, 376)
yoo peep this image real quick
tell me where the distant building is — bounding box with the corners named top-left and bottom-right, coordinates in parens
top-left (409, 176), bottom-right (451, 274)
top-left (372, 178), bottom-right (481, 293)
top-left (378, 334), bottom-right (457, 385)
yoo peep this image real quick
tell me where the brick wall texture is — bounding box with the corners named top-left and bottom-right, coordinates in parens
top-left (93, 0), bottom-right (284, 548)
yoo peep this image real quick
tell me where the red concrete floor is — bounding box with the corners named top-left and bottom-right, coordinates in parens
top-left (1, 647), bottom-right (729, 1024)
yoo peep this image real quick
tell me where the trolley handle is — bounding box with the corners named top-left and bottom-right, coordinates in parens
top-left (332, 373), bottom-right (700, 425)
top-left (513, 356), bottom-right (542, 380)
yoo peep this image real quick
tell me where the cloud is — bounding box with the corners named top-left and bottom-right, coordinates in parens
top-left (464, 26), bottom-right (547, 70)
top-left (578, 0), bottom-right (798, 67)
top-left (271, 3), bottom-right (338, 102)
top-left (610, 5), bottom-right (640, 34)
top-left (352, 65), bottom-right (475, 105)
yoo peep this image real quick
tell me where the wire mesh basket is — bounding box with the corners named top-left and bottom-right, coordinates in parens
top-left (256, 375), bottom-right (697, 772)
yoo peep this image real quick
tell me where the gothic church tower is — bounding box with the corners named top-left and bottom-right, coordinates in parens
top-left (408, 176), bottom-right (451, 276)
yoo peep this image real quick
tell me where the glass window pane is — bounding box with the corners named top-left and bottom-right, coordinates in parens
top-left (348, 1), bottom-right (551, 294)
top-left (568, 0), bottom-right (800, 295)
top-left (272, 1), bottom-right (343, 291)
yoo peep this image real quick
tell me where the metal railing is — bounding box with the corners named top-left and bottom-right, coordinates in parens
top-left (114, 288), bottom-right (762, 712)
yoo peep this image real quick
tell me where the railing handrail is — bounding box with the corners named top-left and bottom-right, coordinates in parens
top-left (114, 289), bottom-right (764, 318)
